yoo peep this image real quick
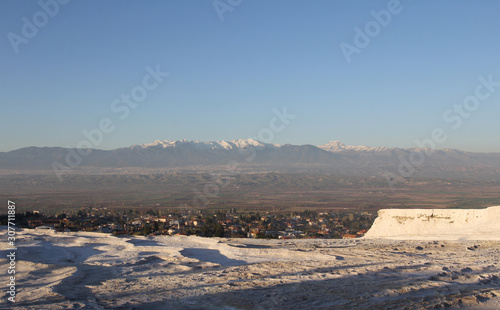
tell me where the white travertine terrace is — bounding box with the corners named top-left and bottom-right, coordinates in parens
top-left (365, 206), bottom-right (500, 240)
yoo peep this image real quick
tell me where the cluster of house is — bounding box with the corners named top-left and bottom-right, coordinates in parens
top-left (25, 208), bottom-right (374, 239)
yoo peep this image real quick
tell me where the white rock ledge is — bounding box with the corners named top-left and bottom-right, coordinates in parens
top-left (365, 206), bottom-right (500, 240)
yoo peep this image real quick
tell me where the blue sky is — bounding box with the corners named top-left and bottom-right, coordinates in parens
top-left (1, 0), bottom-right (500, 152)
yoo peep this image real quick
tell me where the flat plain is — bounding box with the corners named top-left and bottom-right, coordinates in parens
top-left (1, 172), bottom-right (500, 214)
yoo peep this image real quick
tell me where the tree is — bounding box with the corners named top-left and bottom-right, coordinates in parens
top-left (142, 225), bottom-right (152, 235)
top-left (200, 225), bottom-right (212, 237)
top-left (214, 224), bottom-right (225, 238)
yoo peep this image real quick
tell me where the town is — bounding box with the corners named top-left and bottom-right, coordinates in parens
top-left (1, 207), bottom-right (376, 239)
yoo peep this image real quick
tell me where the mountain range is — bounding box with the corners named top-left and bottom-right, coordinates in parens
top-left (1, 139), bottom-right (500, 179)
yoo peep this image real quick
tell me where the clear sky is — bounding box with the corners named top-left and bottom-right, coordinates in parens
top-left (1, 0), bottom-right (500, 152)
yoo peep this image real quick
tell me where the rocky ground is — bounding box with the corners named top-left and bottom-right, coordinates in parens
top-left (1, 229), bottom-right (499, 309)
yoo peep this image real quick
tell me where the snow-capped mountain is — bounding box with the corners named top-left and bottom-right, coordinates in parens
top-left (134, 139), bottom-right (279, 151)
top-left (318, 141), bottom-right (389, 153)
top-left (136, 139), bottom-right (391, 153)
top-left (1, 139), bottom-right (500, 179)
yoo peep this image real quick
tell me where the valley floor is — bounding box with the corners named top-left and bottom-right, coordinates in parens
top-left (1, 229), bottom-right (499, 309)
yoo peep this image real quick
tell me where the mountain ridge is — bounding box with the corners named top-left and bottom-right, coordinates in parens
top-left (3, 139), bottom-right (496, 155)
top-left (1, 139), bottom-right (500, 180)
